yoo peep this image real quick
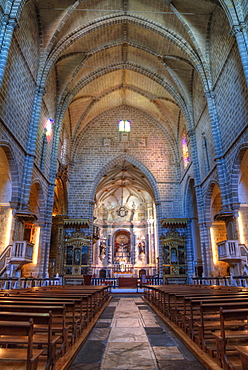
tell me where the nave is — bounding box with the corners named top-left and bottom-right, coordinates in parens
top-left (70, 296), bottom-right (205, 370)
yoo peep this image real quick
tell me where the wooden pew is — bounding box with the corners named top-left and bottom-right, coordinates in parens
top-left (195, 301), bottom-right (248, 354)
top-left (0, 311), bottom-right (60, 370)
top-left (17, 292), bottom-right (94, 324)
top-left (183, 295), bottom-right (248, 339)
top-left (0, 298), bottom-right (82, 341)
top-left (235, 346), bottom-right (248, 370)
top-left (0, 319), bottom-right (43, 370)
top-left (0, 304), bottom-right (71, 354)
top-left (212, 308), bottom-right (248, 369)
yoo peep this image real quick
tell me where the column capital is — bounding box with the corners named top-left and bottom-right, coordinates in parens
top-left (35, 85), bottom-right (45, 95)
top-left (2, 15), bottom-right (18, 28)
top-left (205, 90), bottom-right (215, 99)
top-left (187, 129), bottom-right (195, 138)
top-left (231, 23), bottom-right (246, 36)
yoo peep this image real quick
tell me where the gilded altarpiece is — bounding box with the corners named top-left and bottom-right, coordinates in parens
top-left (63, 219), bottom-right (91, 277)
top-left (49, 215), bottom-right (65, 276)
top-left (160, 219), bottom-right (187, 279)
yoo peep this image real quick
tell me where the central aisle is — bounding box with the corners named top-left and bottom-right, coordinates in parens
top-left (70, 296), bottom-right (205, 369)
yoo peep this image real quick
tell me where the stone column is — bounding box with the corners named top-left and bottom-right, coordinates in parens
top-left (205, 91), bottom-right (230, 210)
top-left (186, 219), bottom-right (194, 282)
top-left (0, 15), bottom-right (18, 87)
top-left (231, 24), bottom-right (248, 86)
top-left (187, 129), bottom-right (211, 276)
top-left (20, 86), bottom-right (45, 208)
top-left (155, 202), bottom-right (163, 278)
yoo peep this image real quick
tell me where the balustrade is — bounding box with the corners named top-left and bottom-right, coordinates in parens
top-left (217, 240), bottom-right (241, 263)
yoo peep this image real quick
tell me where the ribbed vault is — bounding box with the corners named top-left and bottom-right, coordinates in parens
top-left (31, 0), bottom-right (225, 137)
top-left (23, 0), bottom-right (231, 198)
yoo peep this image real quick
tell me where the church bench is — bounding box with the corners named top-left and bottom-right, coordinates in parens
top-left (143, 284), bottom-right (227, 312)
top-left (212, 308), bottom-right (248, 370)
top-left (32, 284), bottom-right (110, 304)
top-left (195, 302), bottom-right (248, 354)
top-left (0, 297), bottom-right (84, 337)
top-left (21, 286), bottom-right (107, 311)
top-left (182, 294), bottom-right (248, 338)
top-left (12, 289), bottom-right (96, 322)
top-left (18, 292), bottom-right (96, 324)
top-left (0, 319), bottom-right (43, 370)
top-left (156, 288), bottom-right (237, 321)
top-left (0, 304), bottom-right (71, 354)
top-left (0, 311), bottom-right (60, 370)
top-left (235, 346), bottom-right (248, 370)
top-left (143, 285), bottom-right (205, 312)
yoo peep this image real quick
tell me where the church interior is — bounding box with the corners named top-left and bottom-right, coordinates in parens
top-left (0, 0), bottom-right (248, 368)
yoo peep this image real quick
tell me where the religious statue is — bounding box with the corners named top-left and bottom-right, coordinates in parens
top-left (99, 241), bottom-right (107, 261)
top-left (138, 241), bottom-right (146, 261)
top-left (115, 241), bottom-right (130, 263)
top-left (138, 241), bottom-right (145, 254)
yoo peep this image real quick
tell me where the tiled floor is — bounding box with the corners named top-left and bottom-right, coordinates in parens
top-left (69, 296), bottom-right (206, 370)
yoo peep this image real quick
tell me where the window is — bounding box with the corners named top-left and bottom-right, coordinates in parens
top-left (119, 120), bottom-right (130, 132)
top-left (181, 130), bottom-right (190, 168)
top-left (202, 134), bottom-right (210, 172)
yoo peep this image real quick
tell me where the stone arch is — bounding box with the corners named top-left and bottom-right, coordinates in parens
top-left (71, 84), bottom-right (177, 141)
top-left (22, 180), bottom-right (46, 276)
top-left (184, 176), bottom-right (202, 276)
top-left (89, 154), bottom-right (161, 206)
top-left (59, 62), bottom-right (193, 135)
top-left (53, 177), bottom-right (68, 216)
top-left (35, 14), bottom-right (210, 104)
top-left (29, 180), bottom-right (46, 224)
top-left (205, 180), bottom-right (229, 276)
top-left (205, 180), bottom-right (220, 224)
top-left (12, 0), bottom-right (243, 100)
top-left (0, 141), bottom-right (20, 205)
top-left (14, 0), bottom-right (241, 31)
top-left (229, 143), bottom-right (248, 208)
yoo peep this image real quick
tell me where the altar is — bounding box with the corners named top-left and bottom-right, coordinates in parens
top-left (114, 272), bottom-right (133, 278)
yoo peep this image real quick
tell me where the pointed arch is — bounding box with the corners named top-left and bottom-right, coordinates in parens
top-left (88, 154), bottom-right (161, 205)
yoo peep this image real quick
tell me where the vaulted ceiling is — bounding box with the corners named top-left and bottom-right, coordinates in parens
top-left (35, 0), bottom-right (225, 203)
top-left (37, 0), bottom-right (223, 140)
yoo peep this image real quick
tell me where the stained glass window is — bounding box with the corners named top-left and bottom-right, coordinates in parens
top-left (182, 131), bottom-right (190, 168)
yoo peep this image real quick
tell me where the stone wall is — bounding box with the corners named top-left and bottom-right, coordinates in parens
top-left (68, 106), bottom-right (183, 220)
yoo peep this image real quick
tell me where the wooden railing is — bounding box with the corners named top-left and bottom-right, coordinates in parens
top-left (0, 277), bottom-right (61, 290)
top-left (92, 276), bottom-right (163, 287)
top-left (192, 276), bottom-right (232, 286)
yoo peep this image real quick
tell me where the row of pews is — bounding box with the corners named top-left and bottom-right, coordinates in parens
top-left (0, 284), bottom-right (110, 370)
top-left (144, 284), bottom-right (248, 370)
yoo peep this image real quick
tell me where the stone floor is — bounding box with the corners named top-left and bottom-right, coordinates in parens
top-left (69, 296), bottom-right (206, 370)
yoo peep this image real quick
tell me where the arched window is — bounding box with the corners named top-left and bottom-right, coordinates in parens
top-left (181, 130), bottom-right (190, 168)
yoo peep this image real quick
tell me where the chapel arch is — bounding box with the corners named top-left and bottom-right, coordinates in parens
top-left (237, 149), bottom-right (248, 248)
top-left (0, 147), bottom-right (13, 254)
top-left (185, 178), bottom-right (202, 276)
top-left (48, 176), bottom-right (68, 277)
top-left (52, 177), bottom-right (68, 216)
top-left (209, 183), bottom-right (229, 277)
top-left (22, 181), bottom-right (44, 277)
top-left (91, 158), bottom-right (158, 278)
